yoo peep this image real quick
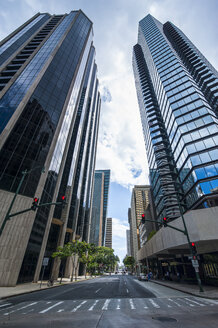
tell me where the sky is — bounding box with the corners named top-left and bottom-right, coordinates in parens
top-left (0, 0), bottom-right (218, 263)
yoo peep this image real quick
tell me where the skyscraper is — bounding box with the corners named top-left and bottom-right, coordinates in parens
top-left (126, 230), bottom-right (131, 256)
top-left (90, 169), bottom-right (110, 246)
top-left (0, 11), bottom-right (101, 286)
top-left (89, 171), bottom-right (104, 246)
top-left (133, 14), bottom-right (218, 224)
top-left (105, 217), bottom-right (112, 248)
top-left (95, 169), bottom-right (110, 245)
top-left (129, 185), bottom-right (155, 261)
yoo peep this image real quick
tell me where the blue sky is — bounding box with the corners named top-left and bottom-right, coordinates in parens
top-left (0, 0), bottom-right (218, 263)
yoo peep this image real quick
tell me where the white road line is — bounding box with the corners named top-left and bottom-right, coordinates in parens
top-left (126, 289), bottom-right (129, 293)
top-left (46, 302), bottom-right (52, 304)
top-left (58, 309), bottom-right (64, 313)
top-left (129, 299), bottom-right (135, 310)
top-left (4, 302), bottom-right (38, 316)
top-left (0, 303), bottom-right (11, 308)
top-left (148, 299), bottom-right (160, 309)
top-left (88, 300), bottom-right (99, 311)
top-left (185, 298), bottom-right (205, 306)
top-left (95, 288), bottom-right (101, 294)
top-left (181, 299), bottom-right (195, 307)
top-left (116, 299), bottom-right (121, 310)
top-left (102, 299), bottom-right (110, 310)
top-left (23, 308), bottom-right (34, 315)
top-left (168, 298), bottom-right (181, 307)
top-left (71, 300), bottom-right (87, 312)
top-left (39, 301), bottom-right (63, 314)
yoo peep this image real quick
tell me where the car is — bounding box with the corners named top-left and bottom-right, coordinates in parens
top-left (137, 273), bottom-right (148, 281)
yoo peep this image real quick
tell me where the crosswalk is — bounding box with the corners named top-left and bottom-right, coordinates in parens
top-left (0, 297), bottom-right (217, 317)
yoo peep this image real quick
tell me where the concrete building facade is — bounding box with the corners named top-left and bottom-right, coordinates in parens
top-left (105, 217), bottom-right (112, 249)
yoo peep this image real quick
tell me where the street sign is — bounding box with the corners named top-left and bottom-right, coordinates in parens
top-left (43, 257), bottom-right (49, 266)
top-left (191, 259), bottom-right (199, 267)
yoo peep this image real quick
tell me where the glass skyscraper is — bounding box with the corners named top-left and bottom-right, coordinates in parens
top-left (133, 14), bottom-right (218, 223)
top-left (0, 11), bottom-right (101, 286)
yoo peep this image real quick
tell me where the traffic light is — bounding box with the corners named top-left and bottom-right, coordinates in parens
top-left (61, 195), bottom-right (67, 208)
top-left (162, 217), bottom-right (167, 227)
top-left (191, 242), bottom-right (197, 256)
top-left (141, 214), bottom-right (145, 224)
top-left (31, 197), bottom-right (39, 211)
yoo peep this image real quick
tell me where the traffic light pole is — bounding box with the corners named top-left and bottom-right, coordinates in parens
top-left (0, 200), bottom-right (66, 237)
top-left (0, 166), bottom-right (44, 236)
top-left (142, 216), bottom-right (204, 292)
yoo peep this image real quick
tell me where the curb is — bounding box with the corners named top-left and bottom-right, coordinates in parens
top-left (151, 280), bottom-right (218, 300)
top-left (0, 276), bottom-right (97, 300)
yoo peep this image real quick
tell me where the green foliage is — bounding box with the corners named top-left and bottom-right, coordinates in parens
top-left (147, 230), bottom-right (157, 241)
top-left (123, 255), bottom-right (135, 269)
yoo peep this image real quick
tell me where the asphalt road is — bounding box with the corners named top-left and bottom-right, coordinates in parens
top-left (0, 274), bottom-right (218, 327)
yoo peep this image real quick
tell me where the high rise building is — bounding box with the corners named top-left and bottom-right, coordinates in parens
top-left (0, 11), bottom-right (101, 286)
top-left (95, 169), bottom-right (110, 245)
top-left (105, 217), bottom-right (112, 248)
top-left (126, 230), bottom-right (131, 256)
top-left (133, 14), bottom-right (218, 223)
top-left (89, 171), bottom-right (104, 246)
top-left (129, 185), bottom-right (155, 260)
top-left (133, 14), bottom-right (218, 281)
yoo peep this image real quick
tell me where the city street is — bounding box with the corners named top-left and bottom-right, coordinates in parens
top-left (0, 274), bottom-right (218, 327)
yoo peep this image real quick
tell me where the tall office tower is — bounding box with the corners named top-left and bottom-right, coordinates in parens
top-left (95, 169), bottom-right (110, 245)
top-left (126, 230), bottom-right (131, 256)
top-left (0, 11), bottom-right (101, 286)
top-left (105, 217), bottom-right (112, 248)
top-left (129, 185), bottom-right (154, 260)
top-left (128, 208), bottom-right (134, 257)
top-left (90, 171), bottom-right (104, 246)
top-left (133, 14), bottom-right (218, 224)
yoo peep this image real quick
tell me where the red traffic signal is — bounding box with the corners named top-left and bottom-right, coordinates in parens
top-left (191, 242), bottom-right (197, 255)
top-left (61, 195), bottom-right (66, 207)
top-left (31, 197), bottom-right (39, 211)
top-left (191, 242), bottom-right (195, 247)
top-left (141, 214), bottom-right (145, 224)
top-left (163, 217), bottom-right (167, 227)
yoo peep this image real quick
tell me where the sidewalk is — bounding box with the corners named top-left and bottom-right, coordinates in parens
top-left (152, 279), bottom-right (218, 299)
top-left (0, 276), bottom-right (96, 300)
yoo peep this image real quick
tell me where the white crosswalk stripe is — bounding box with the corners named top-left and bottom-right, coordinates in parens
top-left (88, 299), bottom-right (99, 311)
top-left (0, 297), bottom-right (216, 316)
top-left (71, 300), bottom-right (87, 312)
top-left (39, 301), bottom-right (63, 314)
top-left (148, 299), bottom-right (160, 308)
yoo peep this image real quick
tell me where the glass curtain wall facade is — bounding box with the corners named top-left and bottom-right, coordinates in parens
top-left (95, 169), bottom-right (110, 245)
top-left (0, 11), bottom-right (101, 285)
top-left (133, 14), bottom-right (218, 223)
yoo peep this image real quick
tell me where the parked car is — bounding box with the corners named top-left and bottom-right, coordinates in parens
top-left (137, 273), bottom-right (148, 281)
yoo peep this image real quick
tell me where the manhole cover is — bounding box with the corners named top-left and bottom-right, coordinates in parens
top-left (152, 317), bottom-right (177, 323)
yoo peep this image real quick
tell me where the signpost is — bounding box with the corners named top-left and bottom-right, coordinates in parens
top-left (40, 257), bottom-right (49, 288)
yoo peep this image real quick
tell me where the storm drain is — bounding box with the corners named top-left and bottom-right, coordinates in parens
top-left (152, 316), bottom-right (177, 323)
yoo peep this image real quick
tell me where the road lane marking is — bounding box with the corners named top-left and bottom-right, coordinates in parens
top-left (23, 308), bottom-right (34, 314)
top-left (180, 299), bottom-right (195, 307)
top-left (58, 309), bottom-right (64, 312)
top-left (4, 302), bottom-right (38, 316)
top-left (46, 302), bottom-right (51, 304)
top-left (129, 299), bottom-right (135, 310)
top-left (148, 299), bottom-right (160, 309)
top-left (95, 288), bottom-right (101, 293)
top-left (102, 299), bottom-right (110, 310)
top-left (185, 298), bottom-right (205, 306)
top-left (88, 300), bottom-right (99, 311)
top-left (116, 299), bottom-right (121, 310)
top-left (126, 289), bottom-right (129, 293)
top-left (71, 300), bottom-right (87, 312)
top-left (39, 301), bottom-right (63, 313)
top-left (0, 303), bottom-right (11, 308)
top-left (168, 298), bottom-right (181, 307)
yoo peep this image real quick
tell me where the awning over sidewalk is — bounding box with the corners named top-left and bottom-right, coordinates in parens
top-left (137, 206), bottom-right (218, 261)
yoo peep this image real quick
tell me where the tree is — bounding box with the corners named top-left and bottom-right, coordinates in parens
top-left (123, 255), bottom-right (135, 273)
